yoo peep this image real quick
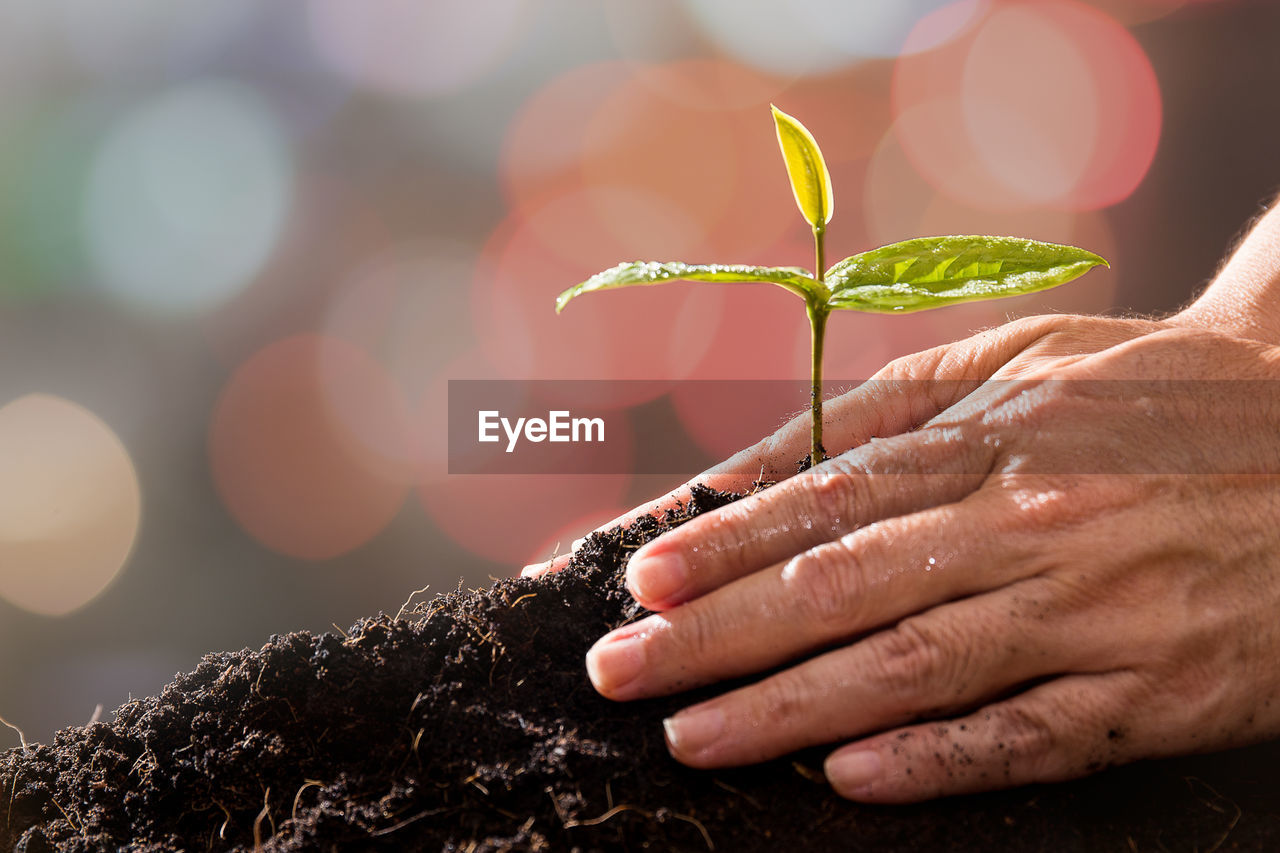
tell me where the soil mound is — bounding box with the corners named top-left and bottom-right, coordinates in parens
top-left (4, 486), bottom-right (1279, 851)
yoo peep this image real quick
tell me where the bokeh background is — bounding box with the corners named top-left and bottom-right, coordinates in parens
top-left (2, 0), bottom-right (1278, 744)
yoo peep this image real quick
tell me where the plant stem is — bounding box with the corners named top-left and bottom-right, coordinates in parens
top-left (808, 224), bottom-right (828, 466)
top-left (813, 224), bottom-right (826, 286)
top-left (807, 301), bottom-right (828, 466)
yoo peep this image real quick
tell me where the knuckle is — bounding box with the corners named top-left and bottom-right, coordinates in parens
top-left (1029, 314), bottom-right (1152, 356)
top-left (780, 544), bottom-right (865, 633)
top-left (669, 602), bottom-right (723, 671)
top-left (1158, 634), bottom-right (1233, 714)
top-left (983, 381), bottom-right (1072, 433)
top-left (1011, 313), bottom-right (1067, 333)
top-left (991, 313), bottom-right (1072, 349)
top-left (997, 475), bottom-right (1117, 533)
top-left (919, 419), bottom-right (984, 461)
top-left (759, 412), bottom-right (808, 462)
top-left (991, 702), bottom-right (1057, 780)
top-left (805, 466), bottom-right (857, 522)
top-left (756, 668), bottom-right (822, 733)
top-left (873, 349), bottom-right (937, 382)
top-left (866, 618), bottom-right (961, 703)
top-left (756, 430), bottom-right (787, 466)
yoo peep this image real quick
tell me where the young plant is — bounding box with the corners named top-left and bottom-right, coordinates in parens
top-left (556, 106), bottom-right (1108, 465)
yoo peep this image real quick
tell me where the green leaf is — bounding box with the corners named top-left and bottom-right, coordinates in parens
top-left (824, 235), bottom-right (1108, 314)
top-left (555, 261), bottom-right (818, 313)
top-left (772, 105), bottom-right (833, 230)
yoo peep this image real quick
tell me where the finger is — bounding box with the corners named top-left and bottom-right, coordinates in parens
top-left (624, 425), bottom-right (993, 609)
top-left (524, 314), bottom-right (1065, 578)
top-left (658, 577), bottom-right (1103, 768)
top-left (522, 554), bottom-right (569, 578)
top-left (824, 670), bottom-right (1146, 803)
top-left (522, 316), bottom-right (1068, 578)
top-left (517, 401), bottom-right (898, 579)
top-left (520, 382), bottom-right (935, 579)
top-left (588, 485), bottom-right (1042, 700)
top-left (521, 479), bottom-right (740, 579)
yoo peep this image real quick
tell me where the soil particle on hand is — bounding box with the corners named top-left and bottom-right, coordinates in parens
top-left (3, 484), bottom-right (1280, 851)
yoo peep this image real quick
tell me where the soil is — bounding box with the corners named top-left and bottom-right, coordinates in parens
top-left (3, 484), bottom-right (1280, 852)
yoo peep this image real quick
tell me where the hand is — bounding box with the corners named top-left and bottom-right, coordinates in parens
top-left (523, 313), bottom-right (1163, 578)
top-left (526, 201), bottom-right (1280, 581)
top-left (584, 315), bottom-right (1280, 803)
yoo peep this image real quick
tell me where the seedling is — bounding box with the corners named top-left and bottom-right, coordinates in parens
top-left (556, 106), bottom-right (1108, 465)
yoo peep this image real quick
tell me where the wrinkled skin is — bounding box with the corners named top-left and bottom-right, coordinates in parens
top-left (528, 311), bottom-right (1280, 802)
top-left (525, 203), bottom-right (1280, 803)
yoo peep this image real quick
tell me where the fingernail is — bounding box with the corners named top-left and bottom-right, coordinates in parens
top-left (571, 537), bottom-right (586, 551)
top-left (663, 706), bottom-right (725, 757)
top-left (628, 550), bottom-right (688, 604)
top-left (520, 564), bottom-right (543, 578)
top-left (826, 749), bottom-right (882, 793)
top-left (585, 635), bottom-right (646, 696)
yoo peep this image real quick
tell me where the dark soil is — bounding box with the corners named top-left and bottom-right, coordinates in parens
top-left (3, 484), bottom-right (1280, 852)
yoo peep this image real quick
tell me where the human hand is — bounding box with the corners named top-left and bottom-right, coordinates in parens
top-left (584, 315), bottom-right (1280, 802)
top-left (527, 200), bottom-right (1280, 582)
top-left (522, 313), bottom-right (1156, 579)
